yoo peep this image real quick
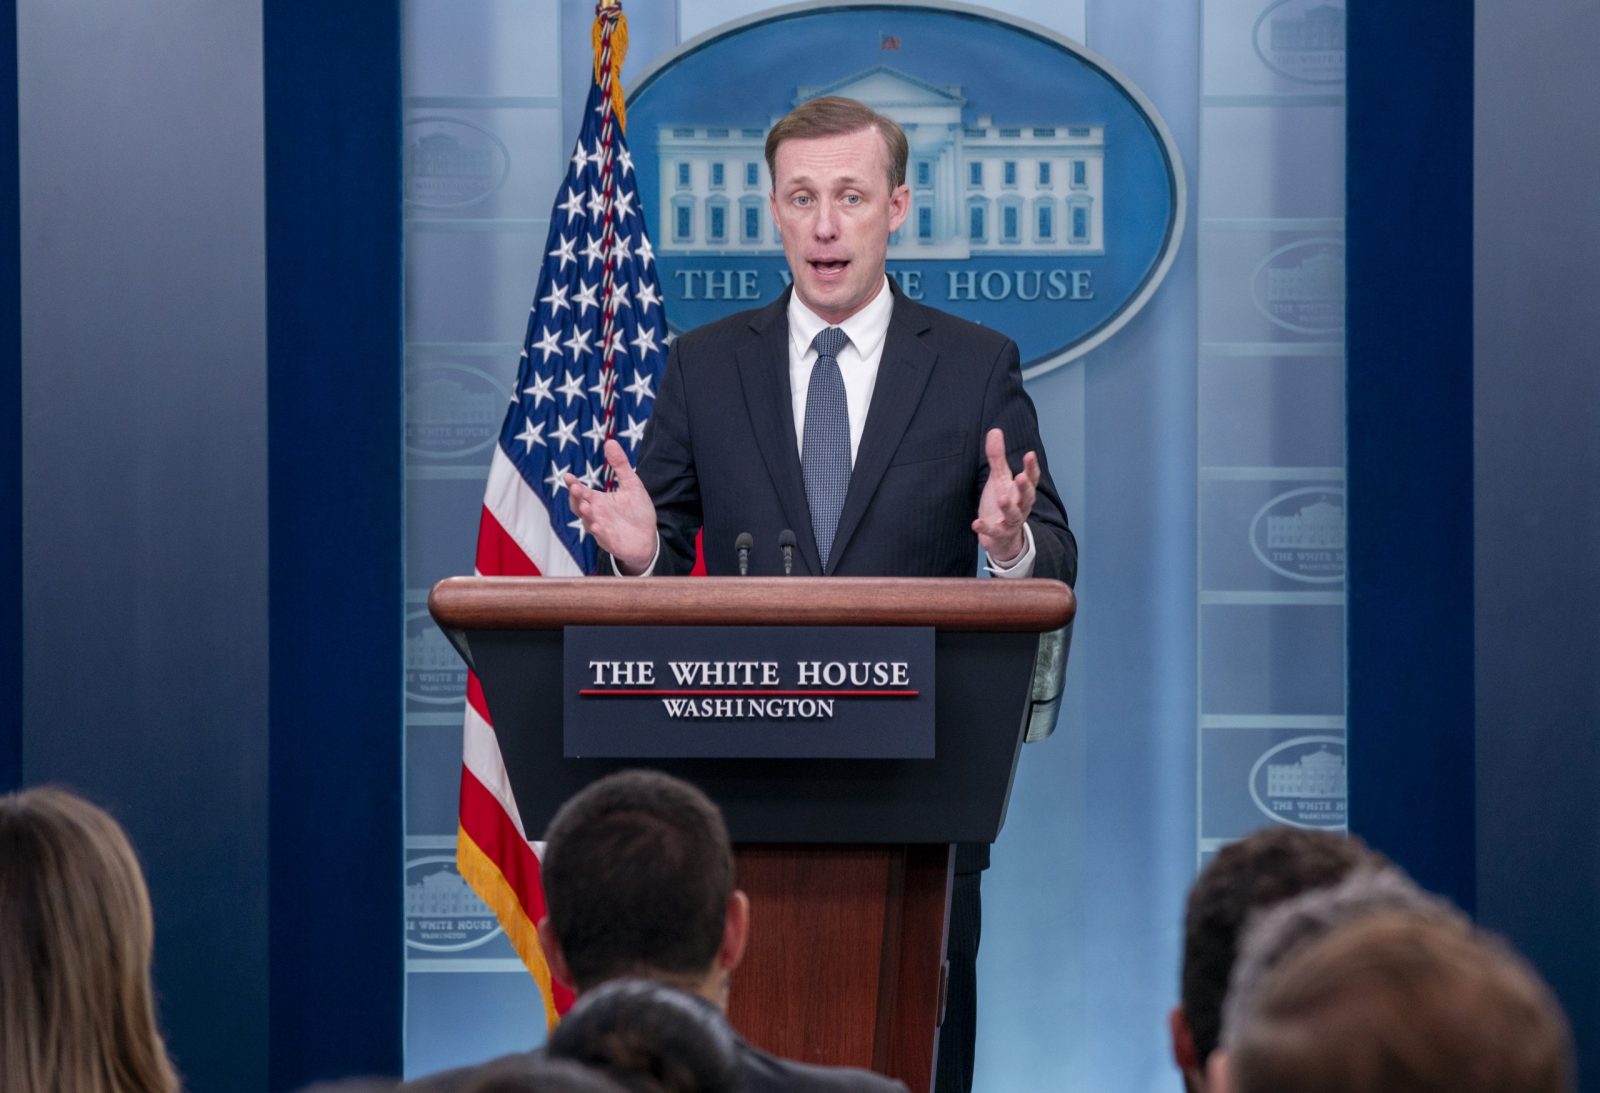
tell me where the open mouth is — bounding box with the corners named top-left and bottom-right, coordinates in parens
top-left (810, 259), bottom-right (848, 276)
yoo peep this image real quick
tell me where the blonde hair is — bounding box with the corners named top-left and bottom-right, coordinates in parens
top-left (0, 786), bottom-right (181, 1093)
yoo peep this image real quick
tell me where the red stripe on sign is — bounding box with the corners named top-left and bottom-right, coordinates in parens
top-left (578, 689), bottom-right (920, 697)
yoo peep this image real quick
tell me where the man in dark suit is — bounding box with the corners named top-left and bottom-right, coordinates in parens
top-left (401, 770), bottom-right (907, 1093)
top-left (567, 96), bottom-right (1077, 1093)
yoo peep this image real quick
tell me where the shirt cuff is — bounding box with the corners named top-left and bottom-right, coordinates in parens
top-left (609, 535), bottom-right (661, 577)
top-left (984, 523), bottom-right (1036, 579)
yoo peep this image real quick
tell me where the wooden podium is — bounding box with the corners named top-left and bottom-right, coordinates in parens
top-left (429, 577), bottom-right (1074, 1093)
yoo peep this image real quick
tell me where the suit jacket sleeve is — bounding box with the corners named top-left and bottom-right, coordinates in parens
top-left (630, 336), bottom-right (703, 576)
top-left (978, 336), bottom-right (1078, 586)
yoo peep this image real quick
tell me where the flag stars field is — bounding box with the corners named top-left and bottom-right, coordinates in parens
top-left (549, 235), bottom-right (577, 271)
top-left (620, 414), bottom-right (648, 449)
top-left (514, 418), bottom-right (545, 452)
top-left (539, 282), bottom-right (569, 314)
top-left (573, 281), bottom-right (600, 316)
top-left (557, 371), bottom-right (586, 405)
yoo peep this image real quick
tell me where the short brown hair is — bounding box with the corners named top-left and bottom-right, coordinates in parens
top-left (541, 770), bottom-right (734, 991)
top-left (1230, 912), bottom-right (1574, 1093)
top-left (764, 96), bottom-right (909, 191)
top-left (1180, 827), bottom-right (1382, 1065)
top-left (0, 786), bottom-right (180, 1093)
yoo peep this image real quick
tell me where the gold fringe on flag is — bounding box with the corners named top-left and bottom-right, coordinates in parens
top-left (457, 825), bottom-right (564, 1030)
top-left (592, 0), bottom-right (629, 132)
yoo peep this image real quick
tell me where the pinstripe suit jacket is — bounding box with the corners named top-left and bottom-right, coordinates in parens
top-left (631, 286), bottom-right (1077, 584)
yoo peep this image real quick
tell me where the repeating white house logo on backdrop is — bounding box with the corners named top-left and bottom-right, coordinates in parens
top-left (406, 610), bottom-right (467, 705)
top-left (1253, 0), bottom-right (1346, 85)
top-left (626, 3), bottom-right (1186, 378)
top-left (1251, 238), bottom-right (1345, 335)
top-left (405, 856), bottom-right (503, 952)
top-left (1250, 486), bottom-right (1345, 583)
top-left (406, 361), bottom-right (506, 461)
top-left (1249, 736), bottom-right (1348, 829)
top-left (404, 117), bottom-right (511, 208)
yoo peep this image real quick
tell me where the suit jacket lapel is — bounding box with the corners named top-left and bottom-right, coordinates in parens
top-left (830, 292), bottom-right (937, 570)
top-left (736, 291), bottom-right (824, 575)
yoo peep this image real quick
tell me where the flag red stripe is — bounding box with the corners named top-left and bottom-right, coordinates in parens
top-left (477, 504), bottom-right (543, 577)
top-left (459, 765), bottom-right (545, 922)
top-left (466, 670), bottom-right (491, 725)
top-left (457, 768), bottom-right (575, 1013)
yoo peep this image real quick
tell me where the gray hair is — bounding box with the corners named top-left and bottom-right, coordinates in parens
top-left (1220, 866), bottom-right (1466, 1049)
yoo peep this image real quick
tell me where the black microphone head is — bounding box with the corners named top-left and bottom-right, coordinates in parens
top-left (778, 529), bottom-right (797, 551)
top-left (735, 532), bottom-right (754, 552)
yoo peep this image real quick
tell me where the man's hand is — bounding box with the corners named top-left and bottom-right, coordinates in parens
top-left (971, 427), bottom-right (1039, 565)
top-left (566, 439), bottom-right (658, 575)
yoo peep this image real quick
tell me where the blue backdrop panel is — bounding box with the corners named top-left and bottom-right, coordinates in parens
top-left (1345, 0), bottom-right (1475, 911)
top-left (1474, 0), bottom-right (1600, 1085)
top-left (16, 0), bottom-right (273, 1087)
top-left (265, 0), bottom-right (405, 1085)
top-left (1, 0), bottom-right (19, 791)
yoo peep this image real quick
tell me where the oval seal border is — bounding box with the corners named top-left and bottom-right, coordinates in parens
top-left (1248, 485), bottom-right (1346, 584)
top-left (1248, 734), bottom-right (1348, 830)
top-left (626, 0), bottom-right (1187, 380)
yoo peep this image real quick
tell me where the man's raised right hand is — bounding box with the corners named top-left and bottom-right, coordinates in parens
top-left (565, 439), bottom-right (658, 575)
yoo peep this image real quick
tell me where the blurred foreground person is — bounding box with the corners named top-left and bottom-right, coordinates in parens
top-left (546, 979), bottom-right (739, 1093)
top-left (1218, 865), bottom-right (1460, 1041)
top-left (460, 1059), bottom-right (629, 1093)
top-left (1170, 826), bottom-right (1385, 1092)
top-left (0, 785), bottom-right (181, 1093)
top-left (1219, 911), bottom-right (1574, 1093)
top-left (404, 770), bottom-right (905, 1093)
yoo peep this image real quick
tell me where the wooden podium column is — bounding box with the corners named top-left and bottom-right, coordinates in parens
top-left (728, 843), bottom-right (953, 1093)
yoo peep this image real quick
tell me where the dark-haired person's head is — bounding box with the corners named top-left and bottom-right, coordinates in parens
top-left (1219, 912), bottom-right (1573, 1093)
top-left (1171, 826), bottom-right (1383, 1092)
top-left (538, 770), bottom-right (748, 1007)
top-left (546, 979), bottom-right (739, 1093)
top-left (459, 1057), bottom-right (631, 1093)
top-left (0, 785), bottom-right (181, 1093)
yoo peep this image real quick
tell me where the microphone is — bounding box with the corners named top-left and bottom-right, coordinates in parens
top-left (735, 532), bottom-right (753, 576)
top-left (778, 529), bottom-right (797, 576)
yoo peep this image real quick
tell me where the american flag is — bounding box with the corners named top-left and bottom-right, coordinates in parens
top-left (456, 0), bottom-right (666, 1028)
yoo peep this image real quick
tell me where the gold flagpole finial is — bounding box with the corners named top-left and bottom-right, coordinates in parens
top-left (592, 0), bottom-right (629, 131)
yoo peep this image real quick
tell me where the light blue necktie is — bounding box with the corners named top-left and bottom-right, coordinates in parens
top-left (802, 326), bottom-right (851, 573)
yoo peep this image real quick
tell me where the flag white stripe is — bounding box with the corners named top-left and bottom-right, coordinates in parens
top-left (483, 445), bottom-right (587, 578)
top-left (462, 699), bottom-right (531, 841)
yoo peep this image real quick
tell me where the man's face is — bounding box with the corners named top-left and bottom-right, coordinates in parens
top-left (769, 126), bottom-right (910, 325)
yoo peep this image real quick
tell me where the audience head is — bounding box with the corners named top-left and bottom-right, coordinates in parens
top-left (1219, 864), bottom-right (1461, 1046)
top-left (538, 770), bottom-right (747, 1004)
top-left (0, 785), bottom-right (180, 1093)
top-left (1172, 826), bottom-right (1384, 1089)
top-left (546, 979), bottom-right (740, 1093)
top-left (1221, 911), bottom-right (1573, 1093)
top-left (459, 1059), bottom-right (631, 1093)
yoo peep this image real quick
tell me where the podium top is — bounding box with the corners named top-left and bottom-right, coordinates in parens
top-left (429, 576), bottom-right (1074, 634)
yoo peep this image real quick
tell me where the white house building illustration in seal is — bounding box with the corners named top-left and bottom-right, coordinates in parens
top-left (655, 66), bottom-right (1106, 259)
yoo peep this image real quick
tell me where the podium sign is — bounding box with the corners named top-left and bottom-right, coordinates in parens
top-left (563, 625), bottom-right (936, 759)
